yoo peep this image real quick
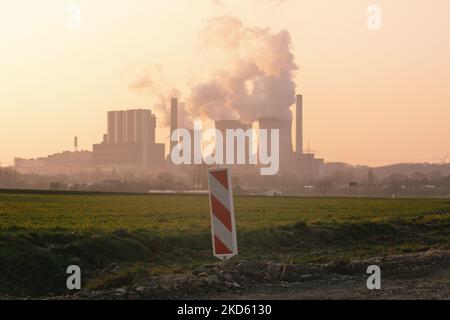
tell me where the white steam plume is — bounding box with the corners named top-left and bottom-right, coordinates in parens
top-left (187, 15), bottom-right (298, 123)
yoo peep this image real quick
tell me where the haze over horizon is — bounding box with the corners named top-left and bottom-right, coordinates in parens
top-left (1, 0), bottom-right (450, 167)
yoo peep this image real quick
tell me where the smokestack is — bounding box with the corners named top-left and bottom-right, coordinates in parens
top-left (170, 98), bottom-right (178, 153)
top-left (296, 94), bottom-right (303, 154)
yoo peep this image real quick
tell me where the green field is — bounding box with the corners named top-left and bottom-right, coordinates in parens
top-left (0, 191), bottom-right (449, 297)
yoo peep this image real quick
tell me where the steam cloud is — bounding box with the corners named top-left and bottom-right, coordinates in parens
top-left (128, 15), bottom-right (298, 127)
top-left (187, 15), bottom-right (298, 123)
top-left (128, 65), bottom-right (180, 128)
top-left (190, 0), bottom-right (286, 8)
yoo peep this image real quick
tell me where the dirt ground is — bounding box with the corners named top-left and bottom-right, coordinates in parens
top-left (214, 250), bottom-right (450, 300)
top-left (56, 249), bottom-right (449, 300)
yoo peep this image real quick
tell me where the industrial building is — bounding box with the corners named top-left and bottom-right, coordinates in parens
top-left (170, 98), bottom-right (179, 155)
top-left (293, 94), bottom-right (324, 180)
top-left (14, 93), bottom-right (324, 181)
top-left (93, 109), bottom-right (165, 166)
top-left (256, 117), bottom-right (294, 167)
top-left (15, 108), bottom-right (166, 173)
top-left (214, 120), bottom-right (253, 165)
top-left (14, 150), bottom-right (93, 174)
top-left (204, 94), bottom-right (324, 179)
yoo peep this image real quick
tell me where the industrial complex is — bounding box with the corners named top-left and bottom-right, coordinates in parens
top-left (14, 95), bottom-right (324, 180)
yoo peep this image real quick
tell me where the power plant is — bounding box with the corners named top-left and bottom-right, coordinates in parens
top-left (209, 94), bottom-right (323, 178)
top-left (14, 93), bottom-right (324, 181)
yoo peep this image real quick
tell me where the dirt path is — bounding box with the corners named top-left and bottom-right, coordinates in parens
top-left (22, 249), bottom-right (448, 300)
top-left (216, 265), bottom-right (450, 300)
top-left (213, 250), bottom-right (450, 300)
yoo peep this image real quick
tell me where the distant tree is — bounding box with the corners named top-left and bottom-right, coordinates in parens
top-left (316, 178), bottom-right (334, 193)
top-left (387, 173), bottom-right (408, 190)
top-left (367, 169), bottom-right (375, 186)
top-left (0, 168), bottom-right (20, 188)
top-left (331, 170), bottom-right (354, 185)
top-left (410, 172), bottom-right (428, 186)
top-left (156, 172), bottom-right (176, 190)
top-left (49, 182), bottom-right (67, 191)
top-left (441, 175), bottom-right (450, 187)
top-left (429, 170), bottom-right (442, 180)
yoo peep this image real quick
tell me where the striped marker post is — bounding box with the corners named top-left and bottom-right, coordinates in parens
top-left (207, 168), bottom-right (238, 261)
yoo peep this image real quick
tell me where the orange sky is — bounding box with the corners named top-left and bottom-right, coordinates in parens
top-left (1, 0), bottom-right (449, 166)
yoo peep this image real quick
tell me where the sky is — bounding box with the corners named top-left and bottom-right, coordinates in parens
top-left (1, 0), bottom-right (449, 166)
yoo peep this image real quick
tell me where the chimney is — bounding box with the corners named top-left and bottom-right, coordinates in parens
top-left (170, 98), bottom-right (178, 153)
top-left (296, 94), bottom-right (303, 154)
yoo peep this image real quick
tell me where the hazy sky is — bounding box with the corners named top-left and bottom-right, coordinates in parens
top-left (1, 0), bottom-right (449, 166)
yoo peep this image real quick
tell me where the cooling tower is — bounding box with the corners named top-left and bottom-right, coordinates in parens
top-left (215, 120), bottom-right (252, 165)
top-left (258, 118), bottom-right (294, 166)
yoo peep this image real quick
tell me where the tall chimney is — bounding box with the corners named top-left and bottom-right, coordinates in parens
top-left (170, 98), bottom-right (178, 153)
top-left (296, 94), bottom-right (303, 154)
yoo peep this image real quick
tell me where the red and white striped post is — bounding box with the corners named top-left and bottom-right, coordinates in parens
top-left (207, 167), bottom-right (238, 261)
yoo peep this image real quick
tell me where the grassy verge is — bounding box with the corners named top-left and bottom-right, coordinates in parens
top-left (0, 192), bottom-right (449, 296)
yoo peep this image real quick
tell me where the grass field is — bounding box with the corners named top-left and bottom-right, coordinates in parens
top-left (0, 191), bottom-right (449, 297)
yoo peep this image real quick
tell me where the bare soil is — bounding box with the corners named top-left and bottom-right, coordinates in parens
top-left (63, 249), bottom-right (450, 300)
top-left (216, 250), bottom-right (450, 300)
